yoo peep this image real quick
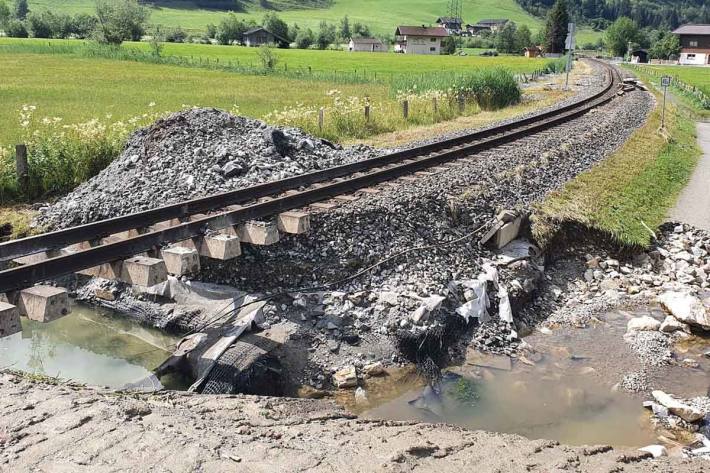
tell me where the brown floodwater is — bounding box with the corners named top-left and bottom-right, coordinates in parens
top-left (351, 306), bottom-right (710, 448)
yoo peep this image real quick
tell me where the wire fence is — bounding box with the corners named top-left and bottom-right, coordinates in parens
top-left (627, 63), bottom-right (710, 110)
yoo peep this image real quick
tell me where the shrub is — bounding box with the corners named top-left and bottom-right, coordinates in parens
top-left (5, 18), bottom-right (27, 37)
top-left (26, 10), bottom-right (54, 38)
top-left (165, 27), bottom-right (187, 43)
top-left (256, 44), bottom-right (278, 70)
top-left (294, 28), bottom-right (314, 49)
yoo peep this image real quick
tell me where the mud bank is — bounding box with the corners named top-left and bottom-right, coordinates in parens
top-left (0, 371), bottom-right (702, 473)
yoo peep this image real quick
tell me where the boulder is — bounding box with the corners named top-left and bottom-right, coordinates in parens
top-left (652, 390), bottom-right (704, 422)
top-left (262, 128), bottom-right (290, 156)
top-left (658, 292), bottom-right (710, 330)
top-left (638, 445), bottom-right (667, 458)
top-left (221, 160), bottom-right (245, 178)
top-left (659, 316), bottom-right (689, 333)
top-left (333, 366), bottom-right (358, 388)
top-left (363, 361), bottom-right (385, 377)
top-left (626, 316), bottom-right (661, 332)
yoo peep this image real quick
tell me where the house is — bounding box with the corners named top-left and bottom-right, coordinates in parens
top-left (394, 26), bottom-right (449, 55)
top-left (672, 24), bottom-right (710, 65)
top-left (524, 46), bottom-right (543, 58)
top-left (468, 19), bottom-right (509, 35)
top-left (242, 27), bottom-right (289, 47)
top-left (436, 16), bottom-right (463, 35)
top-left (348, 37), bottom-right (385, 52)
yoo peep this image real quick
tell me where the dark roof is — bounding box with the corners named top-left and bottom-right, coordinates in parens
top-left (395, 26), bottom-right (449, 37)
top-left (436, 17), bottom-right (463, 23)
top-left (672, 24), bottom-right (710, 35)
top-left (350, 37), bottom-right (383, 44)
top-left (243, 27), bottom-right (288, 43)
top-left (476, 19), bottom-right (509, 26)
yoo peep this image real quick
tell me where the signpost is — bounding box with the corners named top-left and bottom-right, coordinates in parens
top-left (661, 75), bottom-right (671, 129)
top-left (565, 23), bottom-right (576, 90)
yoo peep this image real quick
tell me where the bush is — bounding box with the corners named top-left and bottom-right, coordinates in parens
top-left (206, 23), bottom-right (217, 39)
top-left (256, 44), bottom-right (278, 70)
top-left (5, 18), bottom-right (28, 37)
top-left (294, 28), bottom-right (314, 49)
top-left (165, 27), bottom-right (187, 43)
top-left (26, 11), bottom-right (54, 38)
top-left (94, 0), bottom-right (149, 45)
top-left (216, 13), bottom-right (253, 45)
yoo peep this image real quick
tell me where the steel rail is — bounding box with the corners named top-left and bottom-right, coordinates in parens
top-left (0, 60), bottom-right (620, 292)
top-left (0, 60), bottom-right (616, 263)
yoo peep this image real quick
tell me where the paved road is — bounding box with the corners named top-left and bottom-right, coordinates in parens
top-left (670, 121), bottom-right (710, 231)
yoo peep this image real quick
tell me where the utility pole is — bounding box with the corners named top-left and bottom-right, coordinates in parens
top-left (565, 22), bottom-right (576, 90)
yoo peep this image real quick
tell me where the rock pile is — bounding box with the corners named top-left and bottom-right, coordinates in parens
top-left (644, 390), bottom-right (710, 459)
top-left (36, 108), bottom-right (380, 229)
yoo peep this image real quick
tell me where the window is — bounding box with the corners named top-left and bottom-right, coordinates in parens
top-left (430, 47), bottom-right (436, 51)
top-left (431, 37), bottom-right (437, 42)
top-left (687, 54), bottom-right (696, 59)
top-left (689, 40), bottom-right (698, 47)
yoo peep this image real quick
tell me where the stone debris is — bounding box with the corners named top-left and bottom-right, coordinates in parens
top-left (37, 108), bottom-right (379, 229)
top-left (657, 292), bottom-right (710, 330)
top-left (333, 366), bottom-right (358, 389)
top-left (652, 391), bottom-right (704, 423)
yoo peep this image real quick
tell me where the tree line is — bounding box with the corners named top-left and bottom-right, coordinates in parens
top-left (517, 0), bottom-right (710, 30)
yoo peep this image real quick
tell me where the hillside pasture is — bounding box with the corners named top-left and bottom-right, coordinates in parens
top-left (25, 0), bottom-right (603, 41)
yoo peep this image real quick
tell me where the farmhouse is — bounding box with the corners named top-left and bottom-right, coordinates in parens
top-left (672, 24), bottom-right (710, 65)
top-left (436, 16), bottom-right (463, 35)
top-left (394, 26), bottom-right (449, 55)
top-left (348, 37), bottom-right (385, 52)
top-left (467, 19), bottom-right (509, 35)
top-left (242, 27), bottom-right (289, 47)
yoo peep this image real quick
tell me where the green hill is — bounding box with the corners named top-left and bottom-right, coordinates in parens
top-left (26, 0), bottom-right (602, 42)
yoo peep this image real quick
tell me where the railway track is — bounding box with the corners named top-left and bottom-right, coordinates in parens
top-left (0, 59), bottom-right (621, 294)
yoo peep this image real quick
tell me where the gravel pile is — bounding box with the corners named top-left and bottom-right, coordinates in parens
top-left (37, 108), bottom-right (380, 229)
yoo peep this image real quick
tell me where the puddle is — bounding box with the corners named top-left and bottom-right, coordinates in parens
top-left (352, 305), bottom-right (710, 448)
top-left (358, 367), bottom-right (655, 447)
top-left (0, 302), bottom-right (186, 389)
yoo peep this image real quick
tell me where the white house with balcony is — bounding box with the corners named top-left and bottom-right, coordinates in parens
top-left (394, 26), bottom-right (449, 55)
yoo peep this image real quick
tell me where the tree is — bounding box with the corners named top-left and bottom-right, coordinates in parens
top-left (605, 17), bottom-right (643, 57)
top-left (441, 36), bottom-right (456, 55)
top-left (351, 21), bottom-right (370, 38)
top-left (215, 13), bottom-right (251, 45)
top-left (5, 18), bottom-right (27, 37)
top-left (27, 10), bottom-right (55, 38)
top-left (13, 0), bottom-right (27, 20)
top-left (515, 24), bottom-right (533, 51)
top-left (496, 21), bottom-right (518, 53)
top-left (544, 0), bottom-right (569, 54)
top-left (649, 31), bottom-right (680, 59)
top-left (0, 1), bottom-right (11, 28)
top-left (71, 13), bottom-right (97, 38)
top-left (294, 27), bottom-right (314, 49)
top-left (262, 12), bottom-right (288, 45)
top-left (316, 20), bottom-right (336, 49)
top-left (94, 0), bottom-right (149, 45)
top-left (206, 23), bottom-right (217, 39)
top-left (338, 15), bottom-right (350, 40)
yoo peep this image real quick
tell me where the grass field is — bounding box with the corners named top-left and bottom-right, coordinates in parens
top-left (0, 37), bottom-right (553, 78)
top-left (643, 65), bottom-right (710, 95)
top-left (26, 0), bottom-right (603, 43)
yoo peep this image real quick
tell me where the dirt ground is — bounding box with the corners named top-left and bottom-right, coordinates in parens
top-left (0, 372), bottom-right (705, 473)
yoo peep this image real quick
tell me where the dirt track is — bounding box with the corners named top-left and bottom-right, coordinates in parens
top-left (0, 372), bottom-right (704, 472)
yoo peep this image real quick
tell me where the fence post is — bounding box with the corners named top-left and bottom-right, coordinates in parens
top-left (432, 97), bottom-right (438, 115)
top-left (458, 94), bottom-right (465, 113)
top-left (318, 107), bottom-right (324, 131)
top-left (364, 104), bottom-right (370, 122)
top-left (402, 100), bottom-right (409, 119)
top-left (15, 144), bottom-right (29, 199)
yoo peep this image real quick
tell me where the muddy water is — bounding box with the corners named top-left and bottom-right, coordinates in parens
top-left (0, 302), bottom-right (184, 389)
top-left (356, 306), bottom-right (710, 448)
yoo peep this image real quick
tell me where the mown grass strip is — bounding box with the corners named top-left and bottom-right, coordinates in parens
top-left (533, 88), bottom-right (701, 248)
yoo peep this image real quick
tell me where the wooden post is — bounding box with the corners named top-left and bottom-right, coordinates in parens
top-left (458, 94), bottom-right (465, 113)
top-left (402, 100), bottom-right (409, 119)
top-left (432, 97), bottom-right (438, 115)
top-left (364, 105), bottom-right (370, 122)
top-left (308, 65), bottom-right (312, 74)
top-left (15, 144), bottom-right (29, 199)
top-left (318, 107), bottom-right (324, 131)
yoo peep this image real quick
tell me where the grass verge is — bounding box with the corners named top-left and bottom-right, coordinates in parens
top-left (533, 88), bottom-right (701, 248)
